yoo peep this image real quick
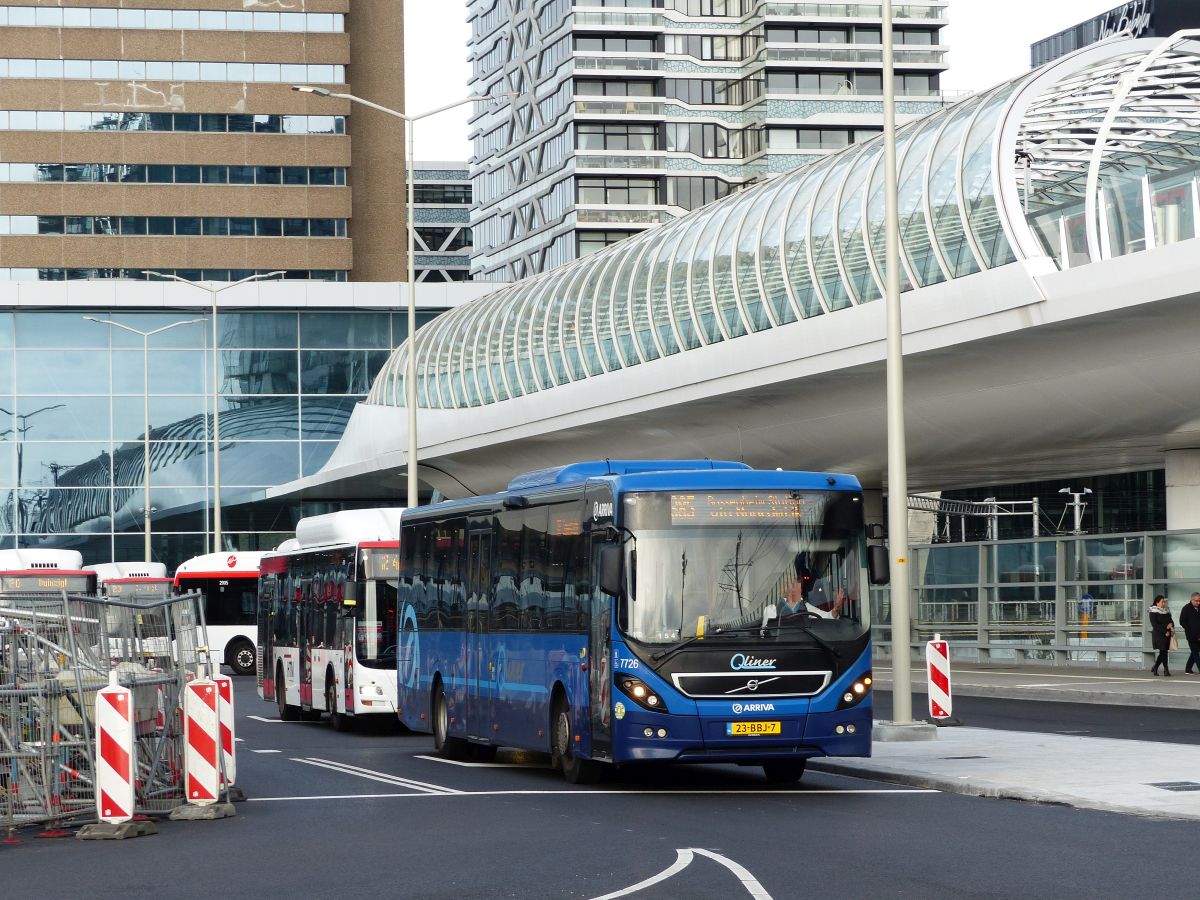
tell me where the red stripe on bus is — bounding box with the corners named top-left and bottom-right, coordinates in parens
top-left (359, 541), bottom-right (400, 549)
top-left (174, 571), bottom-right (260, 586)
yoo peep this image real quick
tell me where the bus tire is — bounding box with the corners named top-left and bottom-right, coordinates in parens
top-left (275, 663), bottom-right (299, 722)
top-left (227, 639), bottom-right (256, 676)
top-left (432, 681), bottom-right (468, 759)
top-left (762, 760), bottom-right (806, 784)
top-left (326, 677), bottom-right (351, 732)
top-left (553, 695), bottom-right (603, 785)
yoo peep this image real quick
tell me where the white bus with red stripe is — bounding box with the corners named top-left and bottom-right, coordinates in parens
top-left (174, 551), bottom-right (267, 676)
top-left (257, 509), bottom-right (402, 730)
top-left (0, 548), bottom-right (97, 594)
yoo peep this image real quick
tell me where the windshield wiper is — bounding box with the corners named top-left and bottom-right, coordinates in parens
top-left (721, 618), bottom-right (842, 661)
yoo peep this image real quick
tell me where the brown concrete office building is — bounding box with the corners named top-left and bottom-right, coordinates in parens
top-left (0, 1), bottom-right (405, 282)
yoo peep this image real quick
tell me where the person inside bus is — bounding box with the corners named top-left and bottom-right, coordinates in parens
top-left (779, 554), bottom-right (844, 620)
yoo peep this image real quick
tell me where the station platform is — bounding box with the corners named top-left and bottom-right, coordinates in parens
top-left (808, 662), bottom-right (1200, 822)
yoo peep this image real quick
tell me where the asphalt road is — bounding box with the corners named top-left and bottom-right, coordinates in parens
top-left (873, 690), bottom-right (1200, 745)
top-left (4, 677), bottom-right (1196, 899)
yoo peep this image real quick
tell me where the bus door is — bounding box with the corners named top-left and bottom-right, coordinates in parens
top-left (465, 525), bottom-right (492, 740)
top-left (586, 486), bottom-right (616, 763)
top-left (298, 573), bottom-right (315, 708)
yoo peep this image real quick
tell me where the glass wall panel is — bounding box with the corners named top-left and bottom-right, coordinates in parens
top-left (896, 119), bottom-right (945, 287)
top-left (836, 148), bottom-right (880, 304)
top-left (782, 171), bottom-right (824, 317)
top-left (808, 148), bottom-right (860, 311)
top-left (927, 100), bottom-right (981, 278)
top-left (111, 350), bottom-right (207, 395)
top-left (11, 442), bottom-right (112, 487)
top-left (221, 351), bottom-right (299, 395)
top-left (111, 397), bottom-right (209, 440)
top-left (12, 397), bottom-right (110, 441)
top-left (299, 312), bottom-right (390, 349)
top-left (962, 84), bottom-right (1018, 268)
top-left (15, 313), bottom-right (112, 348)
top-left (218, 312), bottom-right (298, 349)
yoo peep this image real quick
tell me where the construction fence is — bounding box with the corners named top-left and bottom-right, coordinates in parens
top-left (1, 589), bottom-right (209, 835)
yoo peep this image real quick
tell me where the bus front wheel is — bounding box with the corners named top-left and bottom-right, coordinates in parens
top-left (275, 664), bottom-right (299, 722)
top-left (762, 760), bottom-right (806, 784)
top-left (552, 697), bottom-right (603, 785)
top-left (228, 640), bottom-right (256, 676)
top-left (432, 683), bottom-right (468, 759)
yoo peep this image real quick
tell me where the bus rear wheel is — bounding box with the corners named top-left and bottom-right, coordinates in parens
top-left (762, 760), bottom-right (806, 784)
top-left (432, 683), bottom-right (468, 759)
top-left (553, 697), bottom-right (603, 785)
top-left (275, 664), bottom-right (299, 722)
top-left (326, 680), bottom-right (351, 732)
top-left (228, 639), bottom-right (256, 676)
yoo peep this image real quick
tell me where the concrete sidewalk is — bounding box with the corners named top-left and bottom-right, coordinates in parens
top-left (807, 662), bottom-right (1200, 821)
top-left (874, 662), bottom-right (1200, 710)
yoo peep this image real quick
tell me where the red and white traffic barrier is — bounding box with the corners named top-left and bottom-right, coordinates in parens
top-left (926, 633), bottom-right (953, 721)
top-left (95, 671), bottom-right (136, 824)
top-left (183, 678), bottom-right (220, 805)
top-left (214, 673), bottom-right (237, 786)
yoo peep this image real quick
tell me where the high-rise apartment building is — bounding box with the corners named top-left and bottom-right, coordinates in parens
top-left (467, 0), bottom-right (948, 281)
top-left (413, 162), bottom-right (473, 282)
top-left (0, 1), bottom-right (405, 282)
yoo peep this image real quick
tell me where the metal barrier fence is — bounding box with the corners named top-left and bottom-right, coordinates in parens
top-left (1, 589), bottom-right (208, 835)
top-left (871, 528), bottom-right (1200, 667)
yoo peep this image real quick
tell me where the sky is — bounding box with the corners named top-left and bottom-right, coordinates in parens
top-left (404, 0), bottom-right (1118, 162)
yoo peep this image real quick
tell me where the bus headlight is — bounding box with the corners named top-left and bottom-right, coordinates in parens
top-left (616, 675), bottom-right (665, 712)
top-left (836, 673), bottom-right (872, 710)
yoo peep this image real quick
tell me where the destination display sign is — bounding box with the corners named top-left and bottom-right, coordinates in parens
top-left (104, 580), bottom-right (173, 599)
top-left (669, 492), bottom-right (811, 524)
top-left (361, 548), bottom-right (400, 580)
top-left (0, 573), bottom-right (94, 593)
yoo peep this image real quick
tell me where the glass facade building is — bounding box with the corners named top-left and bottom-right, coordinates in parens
top-left (413, 162), bottom-right (474, 283)
top-left (0, 299), bottom-right (449, 568)
top-left (468, 0), bottom-right (949, 280)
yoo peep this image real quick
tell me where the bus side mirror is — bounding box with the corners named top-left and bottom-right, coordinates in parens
top-left (599, 545), bottom-right (623, 598)
top-left (342, 582), bottom-right (358, 609)
top-left (867, 545), bottom-right (890, 586)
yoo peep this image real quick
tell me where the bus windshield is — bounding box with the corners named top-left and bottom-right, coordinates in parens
top-left (620, 490), bottom-right (866, 644)
top-left (356, 580), bottom-right (398, 669)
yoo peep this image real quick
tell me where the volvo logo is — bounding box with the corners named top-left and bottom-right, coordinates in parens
top-left (730, 653), bottom-right (776, 671)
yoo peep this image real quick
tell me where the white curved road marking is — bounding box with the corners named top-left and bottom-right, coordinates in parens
top-left (589, 848), bottom-right (773, 900)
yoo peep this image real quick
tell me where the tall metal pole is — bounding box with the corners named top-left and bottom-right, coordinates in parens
top-left (882, 0), bottom-right (915, 725)
top-left (142, 330), bottom-right (152, 562)
top-left (210, 286), bottom-right (222, 552)
top-left (405, 115), bottom-right (419, 508)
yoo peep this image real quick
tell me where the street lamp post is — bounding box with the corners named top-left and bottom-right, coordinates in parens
top-left (291, 84), bottom-right (498, 507)
top-left (143, 270), bottom-right (285, 553)
top-left (881, 0), bottom-right (923, 731)
top-left (84, 316), bottom-right (204, 562)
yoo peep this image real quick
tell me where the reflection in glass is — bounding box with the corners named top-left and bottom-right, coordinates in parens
top-left (112, 350), bottom-right (208, 394)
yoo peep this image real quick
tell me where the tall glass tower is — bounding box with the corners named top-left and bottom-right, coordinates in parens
top-left (468, 0), bottom-right (949, 281)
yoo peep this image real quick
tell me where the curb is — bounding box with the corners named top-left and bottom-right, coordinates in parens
top-left (807, 759), bottom-right (1200, 823)
top-left (874, 682), bottom-right (1200, 711)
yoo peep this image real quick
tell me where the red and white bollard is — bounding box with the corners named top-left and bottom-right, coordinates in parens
top-left (926, 633), bottom-right (953, 721)
top-left (95, 671), bottom-right (136, 824)
top-left (213, 673), bottom-right (238, 788)
top-left (183, 678), bottom-right (221, 805)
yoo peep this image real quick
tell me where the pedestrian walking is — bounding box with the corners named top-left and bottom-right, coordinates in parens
top-left (1179, 591), bottom-right (1200, 675)
top-left (1149, 594), bottom-right (1174, 676)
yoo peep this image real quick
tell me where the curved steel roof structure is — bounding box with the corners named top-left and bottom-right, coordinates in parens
top-left (368, 36), bottom-right (1200, 413)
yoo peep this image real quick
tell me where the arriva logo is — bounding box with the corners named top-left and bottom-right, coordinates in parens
top-left (732, 702), bottom-right (776, 714)
top-left (730, 653), bottom-right (776, 671)
top-left (592, 501), bottom-right (614, 520)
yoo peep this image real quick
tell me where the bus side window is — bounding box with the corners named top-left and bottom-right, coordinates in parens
top-left (496, 510), bottom-right (523, 631)
top-left (442, 520), bottom-right (466, 630)
top-left (519, 506), bottom-right (548, 632)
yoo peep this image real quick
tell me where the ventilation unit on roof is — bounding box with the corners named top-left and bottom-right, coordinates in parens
top-left (30, 562), bottom-right (59, 569)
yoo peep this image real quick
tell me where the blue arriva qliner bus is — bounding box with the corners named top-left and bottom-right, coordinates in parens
top-left (395, 460), bottom-right (884, 784)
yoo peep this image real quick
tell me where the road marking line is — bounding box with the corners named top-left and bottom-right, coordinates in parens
top-left (292, 757), bottom-right (461, 794)
top-left (875, 667), bottom-right (1155, 684)
top-left (590, 848), bottom-right (773, 900)
top-left (414, 754), bottom-right (539, 768)
top-left (246, 715), bottom-right (305, 723)
top-left (1016, 680), bottom-right (1153, 688)
top-left (249, 787), bottom-right (939, 802)
top-left (590, 849), bottom-right (694, 900)
top-left (692, 849), bottom-right (773, 900)
top-left (250, 749), bottom-right (282, 754)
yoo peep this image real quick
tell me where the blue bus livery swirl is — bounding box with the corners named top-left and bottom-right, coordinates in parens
top-left (396, 460), bottom-right (875, 784)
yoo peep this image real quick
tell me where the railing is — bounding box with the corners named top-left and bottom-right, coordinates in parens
top-left (762, 2), bottom-right (948, 19)
top-left (574, 11), bottom-right (660, 27)
top-left (872, 528), bottom-right (1200, 668)
top-left (577, 207), bottom-right (675, 224)
top-left (574, 57), bottom-right (660, 72)
top-left (764, 47), bottom-right (947, 65)
top-left (575, 99), bottom-right (664, 116)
